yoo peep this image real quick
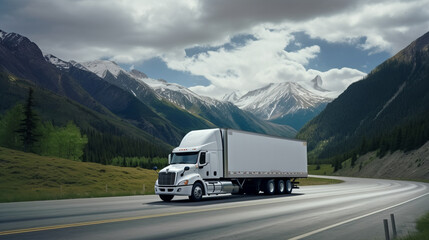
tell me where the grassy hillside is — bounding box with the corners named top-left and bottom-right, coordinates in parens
top-left (0, 147), bottom-right (158, 202)
top-left (0, 147), bottom-right (342, 203)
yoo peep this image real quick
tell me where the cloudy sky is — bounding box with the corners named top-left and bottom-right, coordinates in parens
top-left (1, 0), bottom-right (428, 98)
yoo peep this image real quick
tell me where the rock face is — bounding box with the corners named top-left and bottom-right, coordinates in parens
top-left (335, 141), bottom-right (429, 180)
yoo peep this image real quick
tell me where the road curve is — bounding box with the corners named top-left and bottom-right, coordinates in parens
top-left (0, 176), bottom-right (428, 240)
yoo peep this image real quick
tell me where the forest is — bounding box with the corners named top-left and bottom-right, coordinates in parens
top-left (0, 88), bottom-right (168, 169)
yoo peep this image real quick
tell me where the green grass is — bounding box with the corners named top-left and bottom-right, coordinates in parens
top-left (299, 177), bottom-right (343, 185)
top-left (308, 164), bottom-right (335, 175)
top-left (0, 147), bottom-right (158, 202)
top-left (0, 147), bottom-right (342, 203)
top-left (398, 212), bottom-right (429, 240)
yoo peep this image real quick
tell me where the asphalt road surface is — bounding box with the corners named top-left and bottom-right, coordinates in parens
top-left (0, 176), bottom-right (428, 240)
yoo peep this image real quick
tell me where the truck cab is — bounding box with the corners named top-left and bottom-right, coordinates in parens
top-left (155, 129), bottom-right (224, 201)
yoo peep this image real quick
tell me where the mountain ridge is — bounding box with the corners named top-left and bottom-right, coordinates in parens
top-left (229, 81), bottom-right (331, 130)
top-left (80, 59), bottom-right (297, 137)
top-left (297, 31), bottom-right (429, 166)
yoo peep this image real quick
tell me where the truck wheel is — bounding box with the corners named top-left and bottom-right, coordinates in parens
top-left (159, 194), bottom-right (174, 202)
top-left (277, 180), bottom-right (286, 194)
top-left (285, 179), bottom-right (293, 194)
top-left (264, 179), bottom-right (275, 195)
top-left (189, 182), bottom-right (204, 201)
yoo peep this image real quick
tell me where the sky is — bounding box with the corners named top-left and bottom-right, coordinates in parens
top-left (1, 0), bottom-right (428, 99)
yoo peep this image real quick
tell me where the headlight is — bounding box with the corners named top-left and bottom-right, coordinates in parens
top-left (179, 180), bottom-right (189, 185)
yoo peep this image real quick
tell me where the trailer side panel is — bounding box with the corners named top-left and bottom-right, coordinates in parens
top-left (225, 129), bottom-right (307, 178)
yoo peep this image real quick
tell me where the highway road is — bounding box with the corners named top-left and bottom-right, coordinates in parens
top-left (0, 176), bottom-right (428, 240)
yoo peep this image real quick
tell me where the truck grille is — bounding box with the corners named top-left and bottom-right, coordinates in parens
top-left (158, 172), bottom-right (176, 186)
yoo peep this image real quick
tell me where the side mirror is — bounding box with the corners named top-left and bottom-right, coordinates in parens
top-left (168, 154), bottom-right (171, 164)
top-left (181, 166), bottom-right (190, 177)
top-left (152, 166), bottom-right (158, 173)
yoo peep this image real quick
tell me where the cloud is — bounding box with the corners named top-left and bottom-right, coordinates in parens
top-left (0, 0), bottom-right (426, 99)
top-left (166, 27), bottom-right (365, 99)
top-left (1, 0), bottom-right (427, 62)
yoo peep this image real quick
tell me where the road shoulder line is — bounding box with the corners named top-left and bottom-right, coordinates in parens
top-left (289, 192), bottom-right (429, 240)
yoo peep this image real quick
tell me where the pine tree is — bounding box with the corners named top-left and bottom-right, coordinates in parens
top-left (0, 104), bottom-right (25, 149)
top-left (17, 88), bottom-right (39, 152)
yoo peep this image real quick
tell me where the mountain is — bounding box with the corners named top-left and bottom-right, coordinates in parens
top-left (0, 30), bottom-right (175, 162)
top-left (297, 31), bottom-right (429, 166)
top-left (222, 91), bottom-right (242, 102)
top-left (135, 71), bottom-right (297, 137)
top-left (46, 55), bottom-right (197, 145)
top-left (79, 60), bottom-right (217, 136)
top-left (231, 81), bottom-right (331, 130)
top-left (82, 61), bottom-right (297, 138)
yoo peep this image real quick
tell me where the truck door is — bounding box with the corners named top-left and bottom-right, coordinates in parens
top-left (198, 151), bottom-right (211, 178)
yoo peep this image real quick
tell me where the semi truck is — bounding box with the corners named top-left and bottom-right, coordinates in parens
top-left (154, 128), bottom-right (307, 201)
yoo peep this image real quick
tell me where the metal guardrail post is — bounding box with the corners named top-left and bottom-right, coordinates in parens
top-left (390, 214), bottom-right (397, 239)
top-left (384, 219), bottom-right (390, 240)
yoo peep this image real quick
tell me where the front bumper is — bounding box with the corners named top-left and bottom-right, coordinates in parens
top-left (155, 184), bottom-right (193, 196)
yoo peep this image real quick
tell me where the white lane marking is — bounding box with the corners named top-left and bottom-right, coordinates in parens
top-left (289, 192), bottom-right (429, 240)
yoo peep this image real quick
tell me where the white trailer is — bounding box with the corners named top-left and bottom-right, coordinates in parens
top-left (155, 128), bottom-right (307, 201)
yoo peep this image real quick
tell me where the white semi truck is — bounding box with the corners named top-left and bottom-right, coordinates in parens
top-left (154, 128), bottom-right (307, 201)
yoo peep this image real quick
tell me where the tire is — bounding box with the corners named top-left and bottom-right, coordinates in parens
top-left (285, 179), bottom-right (293, 194)
top-left (159, 194), bottom-right (174, 202)
top-left (189, 182), bottom-right (204, 201)
top-left (264, 179), bottom-right (275, 195)
top-left (277, 179), bottom-right (286, 194)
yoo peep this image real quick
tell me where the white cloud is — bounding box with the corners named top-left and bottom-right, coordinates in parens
top-left (165, 27), bottom-right (365, 99)
top-left (0, 0), bottom-right (426, 99)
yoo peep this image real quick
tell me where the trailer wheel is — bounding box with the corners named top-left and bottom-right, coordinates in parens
top-left (189, 182), bottom-right (204, 201)
top-left (285, 179), bottom-right (293, 194)
top-left (277, 180), bottom-right (286, 194)
top-left (159, 195), bottom-right (174, 202)
top-left (264, 179), bottom-right (276, 195)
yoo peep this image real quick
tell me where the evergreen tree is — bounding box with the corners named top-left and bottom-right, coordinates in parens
top-left (0, 104), bottom-right (25, 149)
top-left (17, 88), bottom-right (39, 152)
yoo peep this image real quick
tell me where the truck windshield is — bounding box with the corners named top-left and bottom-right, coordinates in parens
top-left (171, 152), bottom-right (198, 164)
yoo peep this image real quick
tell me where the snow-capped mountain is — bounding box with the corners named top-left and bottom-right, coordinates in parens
top-left (232, 81), bottom-right (332, 130)
top-left (44, 54), bottom-right (71, 69)
top-left (80, 60), bottom-right (126, 78)
top-left (80, 60), bottom-right (161, 102)
top-left (0, 30), bottom-right (27, 46)
top-left (79, 61), bottom-right (296, 137)
top-left (222, 91), bottom-right (242, 102)
top-left (131, 71), bottom-right (219, 109)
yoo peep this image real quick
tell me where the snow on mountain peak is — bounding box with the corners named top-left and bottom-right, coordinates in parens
top-left (81, 60), bottom-right (126, 78)
top-left (129, 69), bottom-right (148, 79)
top-left (0, 30), bottom-right (28, 47)
top-left (0, 30), bottom-right (6, 41)
top-left (235, 81), bottom-right (331, 120)
top-left (222, 91), bottom-right (242, 103)
top-left (44, 54), bottom-right (71, 69)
